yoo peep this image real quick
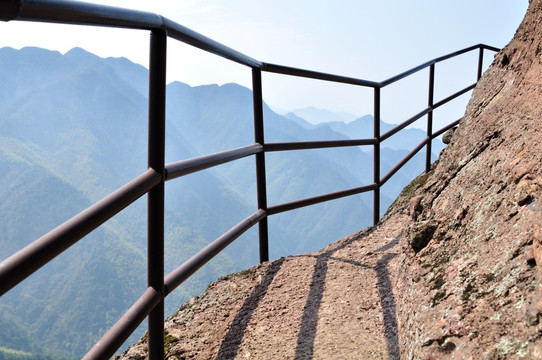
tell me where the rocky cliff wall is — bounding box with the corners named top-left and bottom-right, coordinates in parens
top-left (396, 0), bottom-right (542, 358)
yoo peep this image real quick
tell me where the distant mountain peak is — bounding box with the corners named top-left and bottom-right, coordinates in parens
top-left (20, 46), bottom-right (61, 55)
top-left (0, 46), bottom-right (62, 60)
top-left (291, 106), bottom-right (358, 125)
top-left (65, 46), bottom-right (93, 56)
top-left (64, 46), bottom-right (101, 63)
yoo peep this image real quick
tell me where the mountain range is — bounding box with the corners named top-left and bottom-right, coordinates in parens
top-left (286, 106), bottom-right (358, 124)
top-left (0, 46), bottom-right (443, 358)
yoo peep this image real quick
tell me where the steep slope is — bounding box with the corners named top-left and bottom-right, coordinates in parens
top-left (164, 81), bottom-right (383, 255)
top-left (395, 0), bottom-right (542, 358)
top-left (0, 145), bottom-right (149, 357)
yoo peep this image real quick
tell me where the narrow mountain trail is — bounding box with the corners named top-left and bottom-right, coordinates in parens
top-left (117, 207), bottom-right (408, 359)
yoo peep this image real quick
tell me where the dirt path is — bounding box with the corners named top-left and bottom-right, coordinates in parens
top-left (117, 208), bottom-right (408, 359)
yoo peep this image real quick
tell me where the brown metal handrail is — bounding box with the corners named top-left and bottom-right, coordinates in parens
top-left (0, 1), bottom-right (499, 359)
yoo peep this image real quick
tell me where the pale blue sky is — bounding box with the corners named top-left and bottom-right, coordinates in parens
top-left (0, 0), bottom-right (528, 123)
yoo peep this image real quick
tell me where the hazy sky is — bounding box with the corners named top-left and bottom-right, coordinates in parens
top-left (0, 0), bottom-right (529, 124)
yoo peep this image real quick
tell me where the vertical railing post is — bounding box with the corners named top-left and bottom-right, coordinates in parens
top-left (426, 63), bottom-right (435, 173)
top-left (252, 68), bottom-right (269, 263)
top-left (147, 29), bottom-right (167, 360)
top-left (373, 86), bottom-right (381, 225)
top-left (477, 47), bottom-right (484, 81)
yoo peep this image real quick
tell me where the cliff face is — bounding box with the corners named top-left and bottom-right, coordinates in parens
top-left (396, 0), bottom-right (542, 358)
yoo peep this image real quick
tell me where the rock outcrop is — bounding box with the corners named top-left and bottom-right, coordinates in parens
top-left (117, 1), bottom-right (542, 359)
top-left (395, 0), bottom-right (542, 358)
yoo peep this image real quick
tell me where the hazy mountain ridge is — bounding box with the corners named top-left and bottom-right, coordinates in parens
top-left (0, 47), bottom-right (251, 356)
top-left (0, 46), bottom-right (439, 357)
top-left (289, 106), bottom-right (358, 124)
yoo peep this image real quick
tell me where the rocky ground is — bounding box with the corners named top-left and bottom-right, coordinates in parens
top-left (117, 205), bottom-right (410, 359)
top-left (117, 1), bottom-right (542, 358)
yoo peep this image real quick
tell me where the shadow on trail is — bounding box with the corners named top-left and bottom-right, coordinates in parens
top-left (294, 232), bottom-right (402, 360)
top-left (375, 252), bottom-right (400, 358)
top-left (214, 230), bottom-right (401, 360)
top-left (215, 257), bottom-right (285, 359)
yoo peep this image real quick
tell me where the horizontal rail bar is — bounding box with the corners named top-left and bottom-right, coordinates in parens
top-left (0, 169), bottom-right (161, 296)
top-left (380, 137), bottom-right (429, 185)
top-left (380, 44), bottom-right (491, 87)
top-left (268, 183), bottom-right (378, 215)
top-left (262, 63), bottom-right (380, 88)
top-left (380, 82), bottom-right (475, 143)
top-left (164, 209), bottom-right (267, 296)
top-left (165, 144), bottom-right (263, 181)
top-left (8, 0), bottom-right (162, 28)
top-left (3, 2), bottom-right (500, 79)
top-left (433, 83), bottom-right (476, 109)
top-left (432, 118), bottom-right (461, 139)
top-left (431, 45), bottom-right (480, 63)
top-left (380, 107), bottom-right (432, 142)
top-left (82, 287), bottom-right (161, 360)
top-left (433, 44), bottom-right (496, 63)
top-left (265, 138), bottom-right (377, 152)
top-left (379, 59), bottom-right (436, 88)
top-left (163, 18), bottom-right (261, 68)
top-left (4, 2), bottom-right (500, 79)
top-left (0, 4), bottom-right (504, 358)
top-left (5, 0), bottom-right (262, 68)
top-left (480, 44), bottom-right (501, 53)
top-left (0, 0), bottom-right (19, 20)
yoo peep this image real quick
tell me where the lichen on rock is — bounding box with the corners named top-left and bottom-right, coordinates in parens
top-left (395, 0), bottom-right (542, 358)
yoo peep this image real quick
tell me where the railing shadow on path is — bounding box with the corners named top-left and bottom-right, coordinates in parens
top-left (215, 257), bottom-right (286, 359)
top-left (294, 231), bottom-right (402, 360)
top-left (212, 228), bottom-right (402, 359)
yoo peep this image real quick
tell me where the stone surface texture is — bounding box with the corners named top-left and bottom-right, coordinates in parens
top-left (396, 0), bottom-right (542, 358)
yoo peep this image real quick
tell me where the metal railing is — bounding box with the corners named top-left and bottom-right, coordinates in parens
top-left (0, 0), bottom-right (499, 358)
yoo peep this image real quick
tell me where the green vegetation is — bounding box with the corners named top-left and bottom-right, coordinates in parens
top-left (136, 331), bottom-right (178, 354)
top-left (0, 346), bottom-right (75, 360)
top-left (0, 316), bottom-right (38, 354)
top-left (217, 267), bottom-right (258, 283)
top-left (163, 333), bottom-right (179, 353)
top-left (424, 250), bottom-right (451, 307)
top-left (429, 269), bottom-right (447, 306)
